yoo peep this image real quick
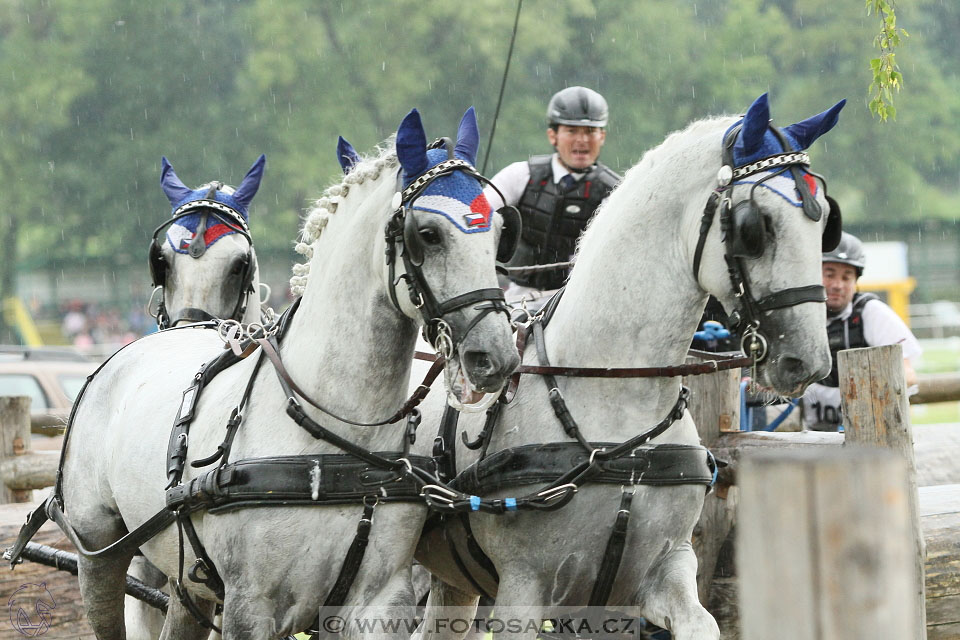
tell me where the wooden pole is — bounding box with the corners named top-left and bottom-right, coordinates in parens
top-left (738, 447), bottom-right (917, 640)
top-left (0, 396), bottom-right (33, 503)
top-left (839, 344), bottom-right (927, 640)
top-left (685, 363), bottom-right (740, 605)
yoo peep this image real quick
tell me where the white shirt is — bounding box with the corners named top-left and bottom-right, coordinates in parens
top-left (483, 154), bottom-right (584, 209)
top-left (802, 297), bottom-right (921, 430)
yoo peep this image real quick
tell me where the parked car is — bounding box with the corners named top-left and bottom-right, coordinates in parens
top-left (0, 346), bottom-right (97, 434)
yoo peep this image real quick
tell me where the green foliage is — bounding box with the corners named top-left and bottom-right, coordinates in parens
top-left (867, 0), bottom-right (908, 121)
top-left (1, 0), bottom-right (959, 299)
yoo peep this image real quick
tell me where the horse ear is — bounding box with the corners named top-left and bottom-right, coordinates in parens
top-left (783, 99), bottom-right (847, 150)
top-left (396, 109), bottom-right (428, 179)
top-left (337, 136), bottom-right (361, 174)
top-left (160, 157), bottom-right (193, 208)
top-left (454, 106), bottom-right (479, 166)
top-left (736, 93), bottom-right (771, 159)
top-left (233, 154), bottom-right (266, 211)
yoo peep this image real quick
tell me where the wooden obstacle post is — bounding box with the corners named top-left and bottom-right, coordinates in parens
top-left (839, 344), bottom-right (928, 640)
top-left (738, 447), bottom-right (917, 640)
top-left (0, 396), bottom-right (32, 504)
top-left (685, 362), bottom-right (740, 605)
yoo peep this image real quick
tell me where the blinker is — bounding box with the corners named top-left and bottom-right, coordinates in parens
top-left (402, 209), bottom-right (426, 267)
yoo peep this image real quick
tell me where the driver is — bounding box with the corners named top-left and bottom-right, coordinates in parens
top-left (484, 86), bottom-right (621, 313)
top-left (801, 231), bottom-right (921, 431)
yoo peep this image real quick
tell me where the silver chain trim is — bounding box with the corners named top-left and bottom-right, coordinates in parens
top-left (172, 200), bottom-right (250, 232)
top-left (732, 152), bottom-right (810, 181)
top-left (400, 159), bottom-right (474, 203)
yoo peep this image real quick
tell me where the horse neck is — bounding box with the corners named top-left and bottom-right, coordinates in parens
top-left (542, 155), bottom-right (713, 420)
top-left (280, 179), bottom-right (417, 424)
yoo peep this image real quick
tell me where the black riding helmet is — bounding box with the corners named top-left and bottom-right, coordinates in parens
top-left (823, 231), bottom-right (865, 277)
top-left (546, 86), bottom-right (608, 128)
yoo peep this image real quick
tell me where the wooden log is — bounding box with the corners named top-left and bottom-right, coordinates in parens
top-left (685, 361), bottom-right (740, 448)
top-left (707, 483), bottom-right (960, 640)
top-left (912, 373), bottom-right (960, 405)
top-left (738, 447), bottom-right (917, 640)
top-left (839, 344), bottom-right (927, 639)
top-left (0, 397), bottom-right (32, 503)
top-left (0, 451), bottom-right (58, 490)
top-left (920, 484), bottom-right (960, 639)
top-left (685, 363), bottom-right (741, 605)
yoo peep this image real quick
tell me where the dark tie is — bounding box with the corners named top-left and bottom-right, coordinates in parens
top-left (559, 174), bottom-right (577, 193)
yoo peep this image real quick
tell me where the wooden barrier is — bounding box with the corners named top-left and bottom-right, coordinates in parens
top-left (685, 345), bottom-right (960, 638)
top-left (840, 344), bottom-right (927, 639)
top-left (0, 397), bottom-right (57, 501)
top-left (913, 373), bottom-right (960, 405)
top-left (0, 397), bottom-right (32, 504)
top-left (685, 364), bottom-right (740, 605)
top-left (738, 447), bottom-right (917, 639)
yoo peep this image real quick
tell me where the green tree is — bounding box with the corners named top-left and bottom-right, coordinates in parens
top-left (0, 1), bottom-right (96, 337)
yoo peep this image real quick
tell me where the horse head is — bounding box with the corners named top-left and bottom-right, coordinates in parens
top-left (393, 107), bottom-right (519, 405)
top-left (324, 108), bottom-right (519, 407)
top-left (697, 93), bottom-right (846, 395)
top-left (150, 155), bottom-right (265, 328)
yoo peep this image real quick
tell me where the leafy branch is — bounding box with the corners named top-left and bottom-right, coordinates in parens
top-left (867, 0), bottom-right (908, 121)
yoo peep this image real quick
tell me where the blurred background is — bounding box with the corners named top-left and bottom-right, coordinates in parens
top-left (0, 0), bottom-right (958, 391)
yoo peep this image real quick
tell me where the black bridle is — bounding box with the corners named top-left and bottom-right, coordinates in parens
top-left (693, 124), bottom-right (842, 364)
top-left (385, 138), bottom-right (520, 359)
top-left (149, 185), bottom-right (256, 329)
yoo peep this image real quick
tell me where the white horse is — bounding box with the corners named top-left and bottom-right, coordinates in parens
top-left (148, 155), bottom-right (268, 329)
top-left (51, 107), bottom-right (518, 639)
top-left (413, 93), bottom-right (846, 639)
top-left (132, 156), bottom-right (272, 639)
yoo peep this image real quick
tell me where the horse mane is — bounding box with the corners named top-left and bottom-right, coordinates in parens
top-left (573, 115), bottom-right (734, 262)
top-left (290, 138), bottom-right (399, 295)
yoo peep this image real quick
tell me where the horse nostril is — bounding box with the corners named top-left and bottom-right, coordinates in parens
top-left (464, 351), bottom-right (494, 375)
top-left (777, 354), bottom-right (824, 387)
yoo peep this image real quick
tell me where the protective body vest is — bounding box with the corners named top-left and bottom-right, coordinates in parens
top-left (822, 292), bottom-right (879, 387)
top-left (509, 155), bottom-right (621, 290)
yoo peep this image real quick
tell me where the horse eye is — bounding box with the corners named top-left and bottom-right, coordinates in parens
top-left (419, 227), bottom-right (442, 246)
top-left (229, 259), bottom-right (245, 275)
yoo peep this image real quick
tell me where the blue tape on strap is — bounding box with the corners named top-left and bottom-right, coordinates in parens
top-left (707, 450), bottom-right (719, 486)
top-left (470, 496), bottom-right (481, 511)
top-left (505, 498), bottom-right (517, 511)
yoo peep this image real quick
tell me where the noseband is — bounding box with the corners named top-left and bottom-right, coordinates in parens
top-left (384, 139), bottom-right (517, 359)
top-left (149, 185), bottom-right (256, 329)
top-left (692, 125), bottom-right (841, 364)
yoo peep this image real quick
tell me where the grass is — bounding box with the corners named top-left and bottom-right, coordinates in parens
top-left (910, 339), bottom-right (960, 425)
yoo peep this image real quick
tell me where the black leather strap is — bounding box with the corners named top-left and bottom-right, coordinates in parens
top-left (755, 284), bottom-right (826, 311)
top-left (322, 501), bottom-right (376, 609)
top-left (165, 453), bottom-right (435, 513)
top-left (453, 443), bottom-right (713, 496)
top-left (588, 490), bottom-right (633, 606)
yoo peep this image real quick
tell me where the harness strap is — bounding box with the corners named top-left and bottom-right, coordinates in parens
top-left (755, 284), bottom-right (826, 311)
top-left (259, 336), bottom-right (441, 427)
top-left (174, 514), bottom-right (221, 633)
top-left (454, 443), bottom-right (714, 496)
top-left (692, 192), bottom-right (720, 284)
top-left (322, 500), bottom-right (376, 609)
top-left (588, 491), bottom-right (633, 607)
top-left (46, 498), bottom-right (178, 559)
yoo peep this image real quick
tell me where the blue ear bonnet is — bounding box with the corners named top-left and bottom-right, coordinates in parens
top-left (724, 93), bottom-right (846, 168)
top-left (171, 188), bottom-right (247, 220)
top-left (392, 107), bottom-right (491, 233)
top-left (407, 148), bottom-right (492, 233)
